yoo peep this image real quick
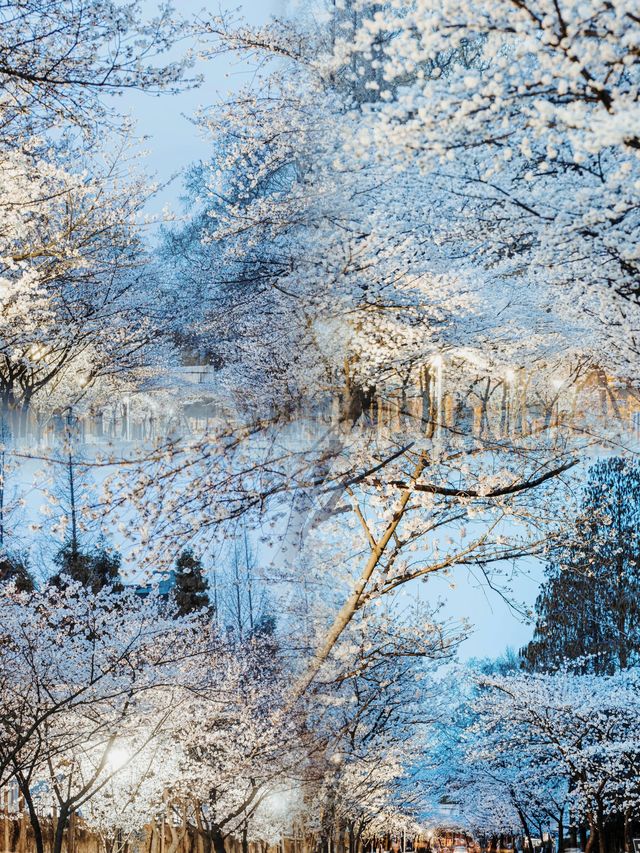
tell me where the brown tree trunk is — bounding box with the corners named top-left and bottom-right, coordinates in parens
top-left (584, 818), bottom-right (598, 853)
top-left (292, 450), bottom-right (428, 696)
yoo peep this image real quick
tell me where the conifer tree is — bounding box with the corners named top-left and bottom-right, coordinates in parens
top-left (522, 457), bottom-right (640, 674)
top-left (173, 549), bottom-right (210, 616)
top-left (51, 540), bottom-right (122, 594)
top-left (0, 551), bottom-right (34, 593)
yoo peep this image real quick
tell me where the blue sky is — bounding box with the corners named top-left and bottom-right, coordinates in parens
top-left (438, 559), bottom-right (543, 661)
top-left (122, 0), bottom-right (282, 220)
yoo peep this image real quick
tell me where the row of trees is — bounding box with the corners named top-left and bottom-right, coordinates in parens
top-left (160, 0), bottom-right (640, 423)
top-left (4, 448), bottom-right (640, 853)
top-left (426, 458), bottom-right (640, 853)
top-left (428, 664), bottom-right (640, 853)
top-left (0, 0), bottom-right (631, 717)
top-left (119, 0), bottom-right (639, 705)
top-left (1, 0), bottom-right (636, 416)
top-left (0, 566), bottom-right (455, 853)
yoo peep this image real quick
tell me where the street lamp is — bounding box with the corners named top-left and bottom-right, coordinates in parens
top-left (122, 396), bottom-right (131, 441)
top-left (106, 744), bottom-right (130, 772)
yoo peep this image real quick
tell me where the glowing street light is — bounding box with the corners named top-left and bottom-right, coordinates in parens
top-left (105, 744), bottom-right (131, 772)
top-left (27, 342), bottom-right (49, 364)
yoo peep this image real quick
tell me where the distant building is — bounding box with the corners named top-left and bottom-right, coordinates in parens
top-left (133, 569), bottom-right (176, 599)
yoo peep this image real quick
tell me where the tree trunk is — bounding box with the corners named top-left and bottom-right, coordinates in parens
top-left (16, 774), bottom-right (45, 853)
top-left (53, 806), bottom-right (70, 853)
top-left (68, 448), bottom-right (78, 558)
top-left (515, 803), bottom-right (534, 853)
top-left (579, 827), bottom-right (587, 852)
top-left (167, 823), bottom-right (187, 853)
top-left (292, 450), bottom-right (428, 696)
top-left (340, 359), bottom-right (375, 426)
top-left (557, 815), bottom-right (564, 853)
top-left (584, 818), bottom-right (599, 853)
top-left (597, 803), bottom-right (605, 853)
top-left (211, 828), bottom-right (226, 853)
top-left (623, 809), bottom-right (633, 853)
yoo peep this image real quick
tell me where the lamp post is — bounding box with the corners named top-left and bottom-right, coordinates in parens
top-left (122, 396), bottom-right (131, 441)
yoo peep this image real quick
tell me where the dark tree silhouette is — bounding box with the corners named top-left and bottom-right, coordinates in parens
top-left (51, 541), bottom-right (122, 594)
top-left (173, 549), bottom-right (210, 616)
top-left (0, 551), bottom-right (34, 593)
top-left (522, 457), bottom-right (640, 674)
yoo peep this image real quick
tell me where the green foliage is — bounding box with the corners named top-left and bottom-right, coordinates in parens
top-left (522, 457), bottom-right (640, 674)
top-left (174, 549), bottom-right (210, 616)
top-left (52, 540), bottom-right (122, 594)
top-left (0, 550), bottom-right (34, 593)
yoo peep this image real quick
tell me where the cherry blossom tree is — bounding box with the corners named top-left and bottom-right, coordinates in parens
top-left (0, 0), bottom-right (195, 138)
top-left (470, 667), bottom-right (640, 853)
top-left (166, 633), bottom-right (307, 853)
top-left (305, 599), bottom-right (463, 852)
top-left (0, 580), bottom-right (207, 853)
top-left (0, 0), bottom-right (199, 431)
top-left (330, 0), bottom-right (640, 367)
top-left (137, 0), bottom-right (640, 705)
top-left (0, 142), bottom-right (168, 430)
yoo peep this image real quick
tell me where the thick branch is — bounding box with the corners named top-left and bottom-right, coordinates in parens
top-left (387, 459), bottom-right (578, 499)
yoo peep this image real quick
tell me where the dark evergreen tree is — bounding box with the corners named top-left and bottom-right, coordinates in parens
top-left (522, 457), bottom-right (640, 674)
top-left (0, 550), bottom-right (34, 592)
top-left (173, 549), bottom-right (210, 615)
top-left (251, 612), bottom-right (276, 639)
top-left (51, 540), bottom-right (122, 594)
